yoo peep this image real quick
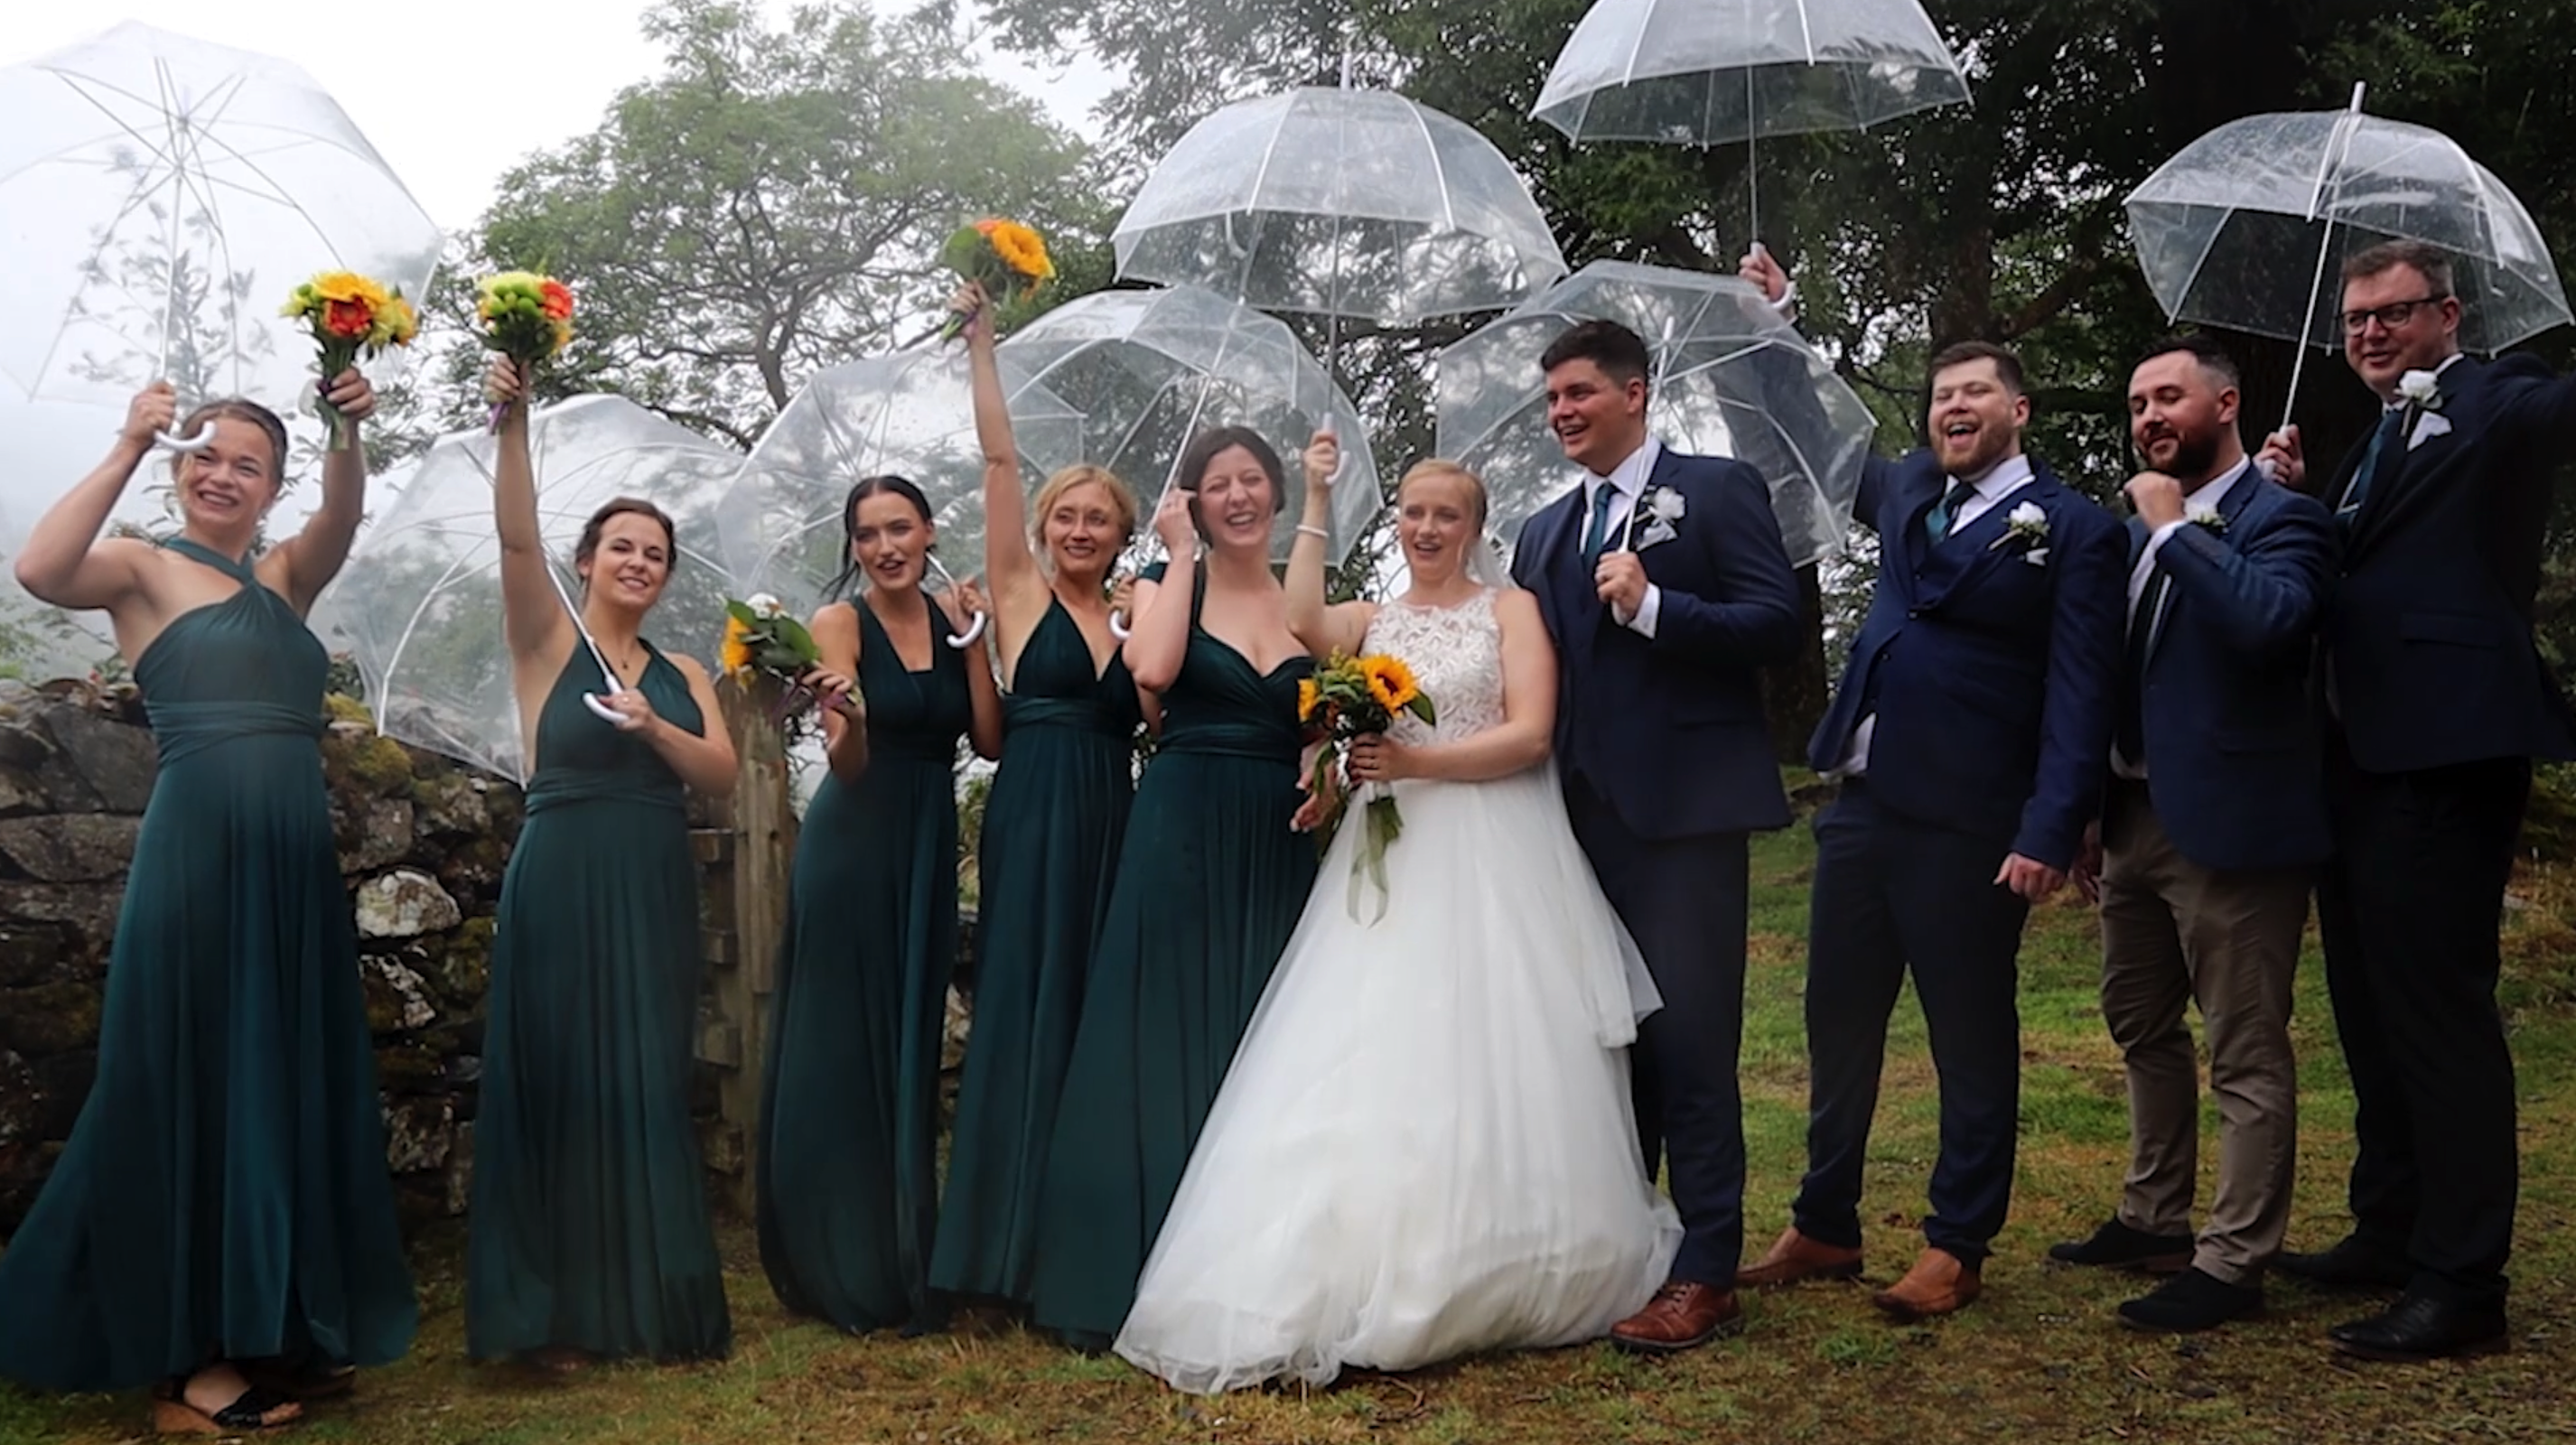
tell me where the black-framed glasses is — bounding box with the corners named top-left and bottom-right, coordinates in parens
top-left (2340, 295), bottom-right (2448, 333)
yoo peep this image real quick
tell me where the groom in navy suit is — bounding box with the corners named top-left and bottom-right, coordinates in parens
top-left (1508, 319), bottom-right (1803, 1353)
top-left (1734, 247), bottom-right (2126, 1319)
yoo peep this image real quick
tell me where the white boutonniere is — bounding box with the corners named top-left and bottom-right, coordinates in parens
top-left (745, 592), bottom-right (788, 620)
top-left (1992, 500), bottom-right (2050, 564)
top-left (2185, 501), bottom-right (2227, 536)
top-left (2397, 368), bottom-right (2446, 411)
top-left (1632, 484), bottom-right (1685, 550)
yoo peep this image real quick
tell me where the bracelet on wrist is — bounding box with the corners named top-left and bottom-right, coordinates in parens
top-left (1294, 524), bottom-right (1330, 540)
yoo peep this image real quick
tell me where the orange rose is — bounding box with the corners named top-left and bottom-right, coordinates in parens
top-left (538, 279), bottom-right (575, 322)
top-left (322, 298), bottom-right (375, 340)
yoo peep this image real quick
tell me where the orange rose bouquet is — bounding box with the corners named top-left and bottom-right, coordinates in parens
top-left (279, 271), bottom-right (419, 449)
top-left (1297, 651), bottom-right (1437, 918)
top-left (476, 270), bottom-right (575, 431)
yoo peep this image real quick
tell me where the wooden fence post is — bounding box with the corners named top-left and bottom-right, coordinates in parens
top-left (695, 675), bottom-right (795, 1217)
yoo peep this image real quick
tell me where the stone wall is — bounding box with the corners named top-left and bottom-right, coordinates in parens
top-left (0, 679), bottom-right (522, 1235)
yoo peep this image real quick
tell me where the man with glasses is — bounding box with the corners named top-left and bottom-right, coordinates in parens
top-left (2263, 239), bottom-right (2576, 1360)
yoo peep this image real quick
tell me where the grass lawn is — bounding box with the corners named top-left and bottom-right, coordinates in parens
top-left (8, 823), bottom-right (2574, 1443)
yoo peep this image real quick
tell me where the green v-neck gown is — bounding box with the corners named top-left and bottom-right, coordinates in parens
top-left (1026, 563), bottom-right (1316, 1349)
top-left (0, 537), bottom-right (415, 1391)
top-left (465, 647), bottom-right (730, 1363)
top-left (930, 598), bottom-right (1141, 1306)
top-left (758, 598), bottom-right (972, 1332)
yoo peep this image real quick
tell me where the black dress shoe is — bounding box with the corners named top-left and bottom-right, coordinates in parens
top-left (2117, 1267), bottom-right (2263, 1333)
top-left (2048, 1217), bottom-right (2195, 1273)
top-left (2275, 1235), bottom-right (2410, 1291)
top-left (2329, 1292), bottom-right (2508, 1362)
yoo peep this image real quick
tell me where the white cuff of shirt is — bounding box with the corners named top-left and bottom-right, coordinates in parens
top-left (1618, 583), bottom-right (1662, 638)
top-left (2142, 517), bottom-right (2189, 566)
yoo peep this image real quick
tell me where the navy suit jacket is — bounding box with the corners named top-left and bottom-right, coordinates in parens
top-left (2321, 353), bottom-right (2576, 770)
top-left (1806, 451), bottom-right (2126, 870)
top-left (2124, 471), bottom-right (2337, 873)
top-left (1510, 446), bottom-right (1803, 840)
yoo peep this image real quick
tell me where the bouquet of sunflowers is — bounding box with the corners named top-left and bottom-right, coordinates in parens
top-left (1299, 652), bottom-right (1437, 919)
top-left (938, 219), bottom-right (1054, 339)
top-left (719, 593), bottom-right (848, 741)
top-left (475, 271), bottom-right (575, 430)
top-left (279, 271), bottom-right (420, 450)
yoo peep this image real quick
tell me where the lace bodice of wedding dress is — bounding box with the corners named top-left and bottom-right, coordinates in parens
top-left (1362, 589), bottom-right (1505, 748)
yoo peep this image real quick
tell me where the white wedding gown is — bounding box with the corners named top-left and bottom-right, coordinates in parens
top-left (1114, 588), bottom-right (1681, 1394)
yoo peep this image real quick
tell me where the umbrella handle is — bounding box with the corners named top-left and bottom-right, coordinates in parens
top-left (924, 555), bottom-right (986, 648)
top-left (1108, 608), bottom-right (1131, 640)
top-left (154, 422), bottom-right (214, 452)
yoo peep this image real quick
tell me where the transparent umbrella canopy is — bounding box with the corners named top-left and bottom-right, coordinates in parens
top-left (2125, 89), bottom-right (2571, 363)
top-left (316, 396), bottom-right (743, 783)
top-left (715, 345), bottom-right (1087, 619)
top-left (1532, 0), bottom-right (1969, 144)
top-left (1436, 261), bottom-right (1873, 569)
top-left (996, 284), bottom-right (1378, 565)
top-left (0, 22), bottom-right (443, 445)
top-left (1112, 87), bottom-right (1567, 324)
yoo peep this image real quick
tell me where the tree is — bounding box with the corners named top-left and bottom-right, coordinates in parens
top-left (463, 0), bottom-right (1109, 449)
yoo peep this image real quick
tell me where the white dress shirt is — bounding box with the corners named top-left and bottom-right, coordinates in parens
top-left (1582, 436), bottom-right (1666, 638)
top-left (1834, 453), bottom-right (2037, 778)
top-left (2111, 457), bottom-right (2254, 779)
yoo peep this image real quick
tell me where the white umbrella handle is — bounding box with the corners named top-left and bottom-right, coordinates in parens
top-left (925, 555), bottom-right (985, 648)
top-left (154, 423), bottom-right (214, 452)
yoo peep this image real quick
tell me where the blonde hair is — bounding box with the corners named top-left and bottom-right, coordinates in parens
top-left (1029, 464), bottom-right (1138, 553)
top-left (1395, 458), bottom-right (1489, 529)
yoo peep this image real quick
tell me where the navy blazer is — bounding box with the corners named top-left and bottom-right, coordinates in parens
top-left (2321, 353), bottom-right (2576, 770)
top-left (1806, 451), bottom-right (2126, 870)
top-left (2125, 470), bottom-right (2337, 872)
top-left (1510, 446), bottom-right (1803, 840)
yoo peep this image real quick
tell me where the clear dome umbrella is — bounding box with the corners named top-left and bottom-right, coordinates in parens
top-left (1435, 260), bottom-right (1874, 569)
top-left (714, 345), bottom-right (1087, 637)
top-left (2125, 84), bottom-right (2571, 428)
top-left (998, 284), bottom-right (1378, 635)
top-left (1531, 0), bottom-right (1968, 235)
top-left (0, 22), bottom-right (443, 451)
top-left (1112, 86), bottom-right (1567, 326)
top-left (314, 396), bottom-right (743, 783)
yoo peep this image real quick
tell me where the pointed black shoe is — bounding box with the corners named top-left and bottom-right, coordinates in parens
top-left (2048, 1217), bottom-right (2196, 1273)
top-left (2329, 1292), bottom-right (2507, 1361)
top-left (2276, 1235), bottom-right (2410, 1291)
top-left (2117, 1266), bottom-right (2263, 1333)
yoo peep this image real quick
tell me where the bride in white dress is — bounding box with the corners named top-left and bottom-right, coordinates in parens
top-left (1113, 446), bottom-right (1680, 1394)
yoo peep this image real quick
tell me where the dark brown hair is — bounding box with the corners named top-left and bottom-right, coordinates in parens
top-left (1540, 319), bottom-right (1653, 389)
top-left (2343, 240), bottom-right (2455, 298)
top-left (2133, 332), bottom-right (2241, 390)
top-left (1927, 340), bottom-right (2029, 397)
top-left (1175, 426), bottom-right (1289, 524)
top-left (574, 497), bottom-right (677, 593)
top-left (828, 474), bottom-right (936, 599)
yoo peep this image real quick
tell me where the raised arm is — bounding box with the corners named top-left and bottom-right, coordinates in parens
top-left (2144, 487), bottom-right (2336, 661)
top-left (485, 359), bottom-right (573, 668)
top-left (965, 284), bottom-right (1044, 640)
top-left (1120, 490), bottom-right (1199, 693)
top-left (13, 386), bottom-right (170, 611)
top-left (1350, 588), bottom-right (1555, 786)
top-left (268, 369), bottom-right (378, 613)
top-left (1283, 431), bottom-right (1373, 659)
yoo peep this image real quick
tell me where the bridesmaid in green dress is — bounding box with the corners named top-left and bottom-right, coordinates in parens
top-left (465, 360), bottom-right (744, 1369)
top-left (1027, 426), bottom-right (1322, 1351)
top-left (757, 474), bottom-right (1003, 1333)
top-left (0, 377), bottom-right (415, 1432)
top-left (929, 284), bottom-right (1146, 1313)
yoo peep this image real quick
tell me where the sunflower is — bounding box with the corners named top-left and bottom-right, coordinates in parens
top-left (984, 219), bottom-right (1055, 284)
top-left (1360, 655), bottom-right (1419, 713)
top-left (1297, 676), bottom-right (1321, 722)
top-left (719, 614), bottom-right (753, 675)
top-left (313, 270), bottom-right (391, 309)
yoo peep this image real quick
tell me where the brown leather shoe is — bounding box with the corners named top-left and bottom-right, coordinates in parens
top-left (1735, 1226), bottom-right (1865, 1290)
top-left (1609, 1282), bottom-right (1744, 1355)
top-left (1871, 1247), bottom-right (1982, 1320)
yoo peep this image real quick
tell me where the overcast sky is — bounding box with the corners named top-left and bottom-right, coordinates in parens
top-left (2, 1), bottom-right (1119, 231)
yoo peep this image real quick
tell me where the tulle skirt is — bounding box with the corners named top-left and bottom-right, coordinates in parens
top-left (1113, 762), bottom-right (1680, 1394)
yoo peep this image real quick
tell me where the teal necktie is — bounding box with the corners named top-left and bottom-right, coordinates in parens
top-left (2339, 407), bottom-right (2408, 518)
top-left (1924, 478), bottom-right (1980, 544)
top-left (1580, 482), bottom-right (1619, 565)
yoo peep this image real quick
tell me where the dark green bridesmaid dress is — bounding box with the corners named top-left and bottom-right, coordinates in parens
top-left (929, 598), bottom-right (1141, 1306)
top-left (1026, 563), bottom-right (1317, 1350)
top-left (757, 598), bottom-right (971, 1332)
top-left (0, 537), bottom-right (415, 1391)
top-left (465, 646), bottom-right (730, 1363)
